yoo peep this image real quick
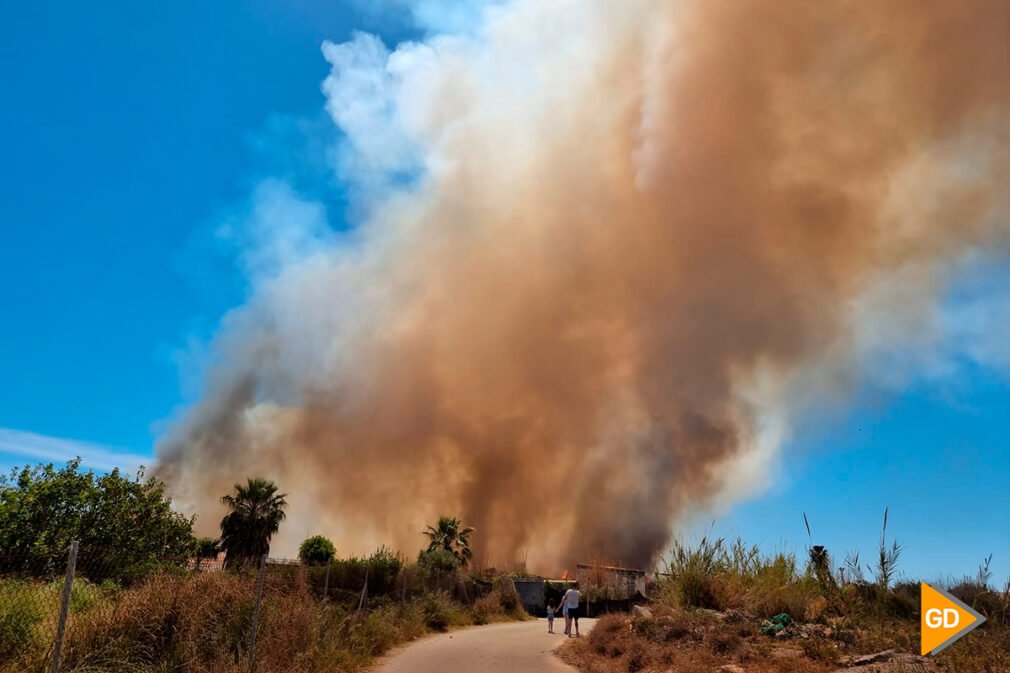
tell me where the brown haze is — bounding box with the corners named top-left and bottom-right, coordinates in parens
top-left (156, 0), bottom-right (1010, 570)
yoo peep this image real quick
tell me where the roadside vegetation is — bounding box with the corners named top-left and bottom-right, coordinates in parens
top-left (562, 515), bottom-right (1009, 673)
top-left (0, 459), bottom-right (527, 673)
top-left (0, 458), bottom-right (195, 581)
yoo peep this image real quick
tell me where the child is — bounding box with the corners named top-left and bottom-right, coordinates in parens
top-left (546, 604), bottom-right (556, 633)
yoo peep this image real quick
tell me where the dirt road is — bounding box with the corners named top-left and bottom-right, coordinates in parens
top-left (374, 619), bottom-right (595, 673)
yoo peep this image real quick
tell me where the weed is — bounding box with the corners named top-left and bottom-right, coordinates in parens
top-left (421, 590), bottom-right (469, 631)
top-left (873, 507), bottom-right (902, 590)
top-left (0, 560), bottom-right (525, 673)
top-left (567, 529), bottom-right (1008, 673)
top-left (0, 579), bottom-right (45, 659)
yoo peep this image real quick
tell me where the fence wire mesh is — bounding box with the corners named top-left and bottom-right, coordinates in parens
top-left (0, 544), bottom-right (506, 673)
top-left (0, 550), bottom-right (68, 671)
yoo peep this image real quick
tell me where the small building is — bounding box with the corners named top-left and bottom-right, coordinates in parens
top-left (511, 565), bottom-right (648, 616)
top-left (577, 563), bottom-right (647, 601)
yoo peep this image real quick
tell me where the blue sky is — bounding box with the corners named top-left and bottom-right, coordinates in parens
top-left (0, 1), bottom-right (1006, 581)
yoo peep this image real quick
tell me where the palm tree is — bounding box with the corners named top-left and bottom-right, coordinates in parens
top-left (219, 478), bottom-right (287, 568)
top-left (422, 516), bottom-right (474, 566)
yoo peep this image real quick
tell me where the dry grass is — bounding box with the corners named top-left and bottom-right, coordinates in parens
top-left (562, 611), bottom-right (1010, 673)
top-left (1, 569), bottom-right (526, 673)
top-left (472, 585), bottom-right (526, 625)
top-left (562, 537), bottom-right (1010, 673)
top-left (562, 607), bottom-right (1009, 673)
top-left (936, 623), bottom-right (1010, 673)
top-left (559, 612), bottom-right (832, 673)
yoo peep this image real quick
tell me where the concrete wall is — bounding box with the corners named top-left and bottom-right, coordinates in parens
top-left (512, 578), bottom-right (546, 615)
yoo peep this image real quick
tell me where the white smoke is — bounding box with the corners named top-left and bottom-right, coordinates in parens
top-left (157, 0), bottom-right (1010, 568)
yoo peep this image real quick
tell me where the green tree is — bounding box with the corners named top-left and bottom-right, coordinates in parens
top-left (0, 459), bottom-right (195, 580)
top-left (298, 535), bottom-right (336, 564)
top-left (219, 478), bottom-right (287, 568)
top-left (422, 516), bottom-right (474, 567)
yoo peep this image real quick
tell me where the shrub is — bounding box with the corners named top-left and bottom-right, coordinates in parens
top-left (193, 537), bottom-right (219, 559)
top-left (633, 614), bottom-right (691, 642)
top-left (627, 649), bottom-right (650, 672)
top-left (421, 590), bottom-right (469, 631)
top-left (330, 556), bottom-right (369, 596)
top-left (674, 569), bottom-right (722, 610)
top-left (324, 547), bottom-right (405, 599)
top-left (747, 575), bottom-right (819, 620)
top-left (658, 538), bottom-right (825, 618)
top-left (418, 547), bottom-right (460, 575)
top-left (951, 580), bottom-right (1008, 624)
top-left (491, 578), bottom-right (525, 617)
top-left (587, 614), bottom-right (629, 656)
top-left (707, 628), bottom-right (741, 654)
top-left (886, 580), bottom-right (920, 619)
top-left (471, 593), bottom-right (503, 624)
top-left (299, 535), bottom-right (336, 565)
top-left (664, 536), bottom-right (729, 577)
top-left (357, 605), bottom-right (402, 656)
top-left (801, 637), bottom-right (840, 664)
top-left (471, 582), bottom-right (526, 624)
top-left (367, 547), bottom-right (404, 595)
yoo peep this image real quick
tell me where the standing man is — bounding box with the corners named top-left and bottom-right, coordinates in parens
top-left (559, 581), bottom-right (583, 637)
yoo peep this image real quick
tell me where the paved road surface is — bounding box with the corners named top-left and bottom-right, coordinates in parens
top-left (374, 619), bottom-right (595, 673)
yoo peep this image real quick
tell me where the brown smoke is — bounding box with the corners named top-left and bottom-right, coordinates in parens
top-left (156, 0), bottom-right (1010, 569)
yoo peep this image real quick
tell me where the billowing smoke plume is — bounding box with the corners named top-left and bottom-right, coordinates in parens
top-left (157, 0), bottom-right (1010, 569)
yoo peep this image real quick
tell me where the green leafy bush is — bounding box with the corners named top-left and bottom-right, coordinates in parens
top-left (417, 547), bottom-right (459, 575)
top-left (327, 547), bottom-right (405, 597)
top-left (299, 535), bottom-right (336, 565)
top-left (366, 547), bottom-right (404, 595)
top-left (421, 590), bottom-right (469, 631)
top-left (0, 459), bottom-right (195, 582)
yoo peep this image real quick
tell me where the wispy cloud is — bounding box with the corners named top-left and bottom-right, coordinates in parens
top-left (0, 427), bottom-right (150, 474)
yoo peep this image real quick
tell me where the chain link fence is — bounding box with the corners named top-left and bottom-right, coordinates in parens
top-left (1, 541), bottom-right (188, 673)
top-left (0, 548), bottom-right (67, 672)
top-left (0, 542), bottom-right (502, 673)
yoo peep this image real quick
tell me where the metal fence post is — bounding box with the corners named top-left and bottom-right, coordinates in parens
top-left (356, 567), bottom-right (369, 614)
top-left (317, 561), bottom-right (333, 650)
top-left (51, 540), bottom-right (79, 673)
top-left (248, 554), bottom-right (267, 673)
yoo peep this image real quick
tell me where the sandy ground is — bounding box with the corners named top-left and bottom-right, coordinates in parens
top-left (373, 618), bottom-right (596, 673)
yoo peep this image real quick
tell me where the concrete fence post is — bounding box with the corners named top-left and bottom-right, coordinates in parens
top-left (51, 540), bottom-right (79, 673)
top-left (248, 554), bottom-right (267, 673)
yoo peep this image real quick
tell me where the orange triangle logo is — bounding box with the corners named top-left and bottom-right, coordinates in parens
top-left (921, 582), bottom-right (986, 655)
